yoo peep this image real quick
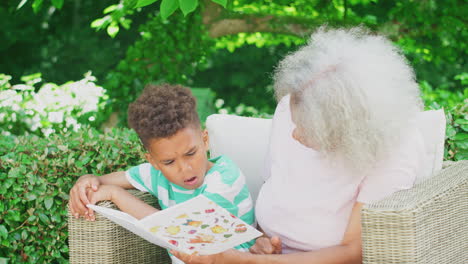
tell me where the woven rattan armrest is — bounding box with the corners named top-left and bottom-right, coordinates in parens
top-left (362, 160), bottom-right (468, 264)
top-left (68, 189), bottom-right (171, 264)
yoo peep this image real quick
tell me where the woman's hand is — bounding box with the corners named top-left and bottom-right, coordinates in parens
top-left (249, 236), bottom-right (282, 255)
top-left (170, 249), bottom-right (244, 264)
top-left (69, 174), bottom-right (101, 220)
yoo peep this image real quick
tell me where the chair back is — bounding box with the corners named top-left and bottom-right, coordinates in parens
top-left (206, 114), bottom-right (272, 202)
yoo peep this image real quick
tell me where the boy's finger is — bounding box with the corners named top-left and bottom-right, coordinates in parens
top-left (87, 207), bottom-right (94, 219)
top-left (73, 196), bottom-right (88, 216)
top-left (271, 236), bottom-right (282, 254)
top-left (250, 237), bottom-right (273, 254)
top-left (86, 194), bottom-right (96, 221)
top-left (69, 197), bottom-right (81, 218)
top-left (78, 185), bottom-right (91, 205)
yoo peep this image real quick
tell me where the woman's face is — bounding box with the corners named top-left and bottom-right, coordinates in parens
top-left (289, 97), bottom-right (320, 150)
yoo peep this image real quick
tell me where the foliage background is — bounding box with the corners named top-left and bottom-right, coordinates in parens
top-left (0, 0), bottom-right (467, 263)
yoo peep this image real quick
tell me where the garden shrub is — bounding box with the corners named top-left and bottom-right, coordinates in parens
top-left (0, 73), bottom-right (107, 137)
top-left (0, 128), bottom-right (146, 263)
top-left (104, 11), bottom-right (213, 125)
top-left (421, 76), bottom-right (468, 161)
top-left (443, 101), bottom-right (468, 161)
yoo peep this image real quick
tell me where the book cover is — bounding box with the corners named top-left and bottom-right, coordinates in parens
top-left (87, 195), bottom-right (262, 255)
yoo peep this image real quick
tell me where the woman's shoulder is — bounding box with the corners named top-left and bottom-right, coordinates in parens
top-left (357, 123), bottom-right (427, 203)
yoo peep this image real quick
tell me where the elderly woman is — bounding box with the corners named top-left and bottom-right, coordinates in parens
top-left (173, 27), bottom-right (426, 264)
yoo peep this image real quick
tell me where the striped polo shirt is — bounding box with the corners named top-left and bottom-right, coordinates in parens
top-left (125, 155), bottom-right (255, 250)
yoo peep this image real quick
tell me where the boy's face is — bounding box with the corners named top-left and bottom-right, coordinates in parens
top-left (145, 126), bottom-right (212, 190)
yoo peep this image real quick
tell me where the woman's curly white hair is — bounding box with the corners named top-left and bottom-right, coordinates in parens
top-left (274, 26), bottom-right (424, 173)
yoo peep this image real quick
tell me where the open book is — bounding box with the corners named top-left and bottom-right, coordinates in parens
top-left (87, 195), bottom-right (262, 255)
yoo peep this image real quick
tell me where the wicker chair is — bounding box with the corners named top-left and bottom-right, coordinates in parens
top-left (68, 160), bottom-right (467, 264)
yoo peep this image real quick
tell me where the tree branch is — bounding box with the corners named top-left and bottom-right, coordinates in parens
top-left (207, 14), bottom-right (322, 38)
top-left (201, 0), bottom-right (325, 38)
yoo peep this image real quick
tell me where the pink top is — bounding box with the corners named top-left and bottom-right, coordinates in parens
top-left (255, 95), bottom-right (426, 253)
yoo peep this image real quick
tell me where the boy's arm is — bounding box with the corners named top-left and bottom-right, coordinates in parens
top-left (98, 171), bottom-right (134, 188)
top-left (88, 185), bottom-right (159, 220)
top-left (69, 171), bottom-right (134, 220)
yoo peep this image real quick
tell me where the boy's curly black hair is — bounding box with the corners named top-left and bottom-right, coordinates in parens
top-left (128, 84), bottom-right (200, 148)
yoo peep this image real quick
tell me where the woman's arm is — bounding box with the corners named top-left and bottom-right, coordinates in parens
top-left (172, 202), bottom-right (363, 264)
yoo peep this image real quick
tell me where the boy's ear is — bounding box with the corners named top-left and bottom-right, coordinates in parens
top-left (145, 153), bottom-right (160, 170)
top-left (202, 129), bottom-right (209, 149)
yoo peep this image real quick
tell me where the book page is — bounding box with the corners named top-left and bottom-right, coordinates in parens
top-left (87, 204), bottom-right (176, 251)
top-left (139, 195), bottom-right (262, 255)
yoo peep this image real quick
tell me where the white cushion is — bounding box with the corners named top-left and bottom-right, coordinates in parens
top-left (413, 109), bottom-right (446, 179)
top-left (206, 114), bottom-right (272, 202)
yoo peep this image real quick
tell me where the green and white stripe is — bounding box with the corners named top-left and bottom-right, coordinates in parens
top-left (126, 155), bottom-right (255, 250)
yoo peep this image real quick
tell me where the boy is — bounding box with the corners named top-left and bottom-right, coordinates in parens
top-left (68, 84), bottom-right (255, 262)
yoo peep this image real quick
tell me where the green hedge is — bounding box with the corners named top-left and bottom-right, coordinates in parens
top-left (444, 101), bottom-right (468, 161)
top-left (0, 128), bottom-right (146, 263)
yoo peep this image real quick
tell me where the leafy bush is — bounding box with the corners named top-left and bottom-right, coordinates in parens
top-left (104, 11), bottom-right (213, 125)
top-left (420, 73), bottom-right (468, 161)
top-left (0, 72), bottom-right (107, 137)
top-left (444, 101), bottom-right (468, 161)
top-left (0, 128), bottom-right (146, 263)
top-left (192, 43), bottom-right (297, 115)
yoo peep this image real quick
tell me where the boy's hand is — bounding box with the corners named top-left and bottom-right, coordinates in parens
top-left (69, 174), bottom-right (101, 220)
top-left (249, 236), bottom-right (282, 255)
top-left (85, 185), bottom-right (122, 221)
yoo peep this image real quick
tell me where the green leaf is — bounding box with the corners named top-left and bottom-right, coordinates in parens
top-left (160, 0), bottom-right (179, 20)
top-left (446, 125), bottom-right (457, 138)
top-left (120, 18), bottom-right (132, 30)
top-left (51, 0), bottom-right (64, 9)
top-left (38, 213), bottom-right (50, 224)
top-left (124, 0), bottom-right (138, 9)
top-left (25, 193), bottom-right (37, 201)
top-left (107, 23), bottom-right (120, 38)
top-left (454, 132), bottom-right (468, 141)
top-left (17, 0), bottom-right (28, 10)
top-left (454, 140), bottom-right (468, 150)
top-left (44, 198), bottom-right (53, 210)
top-left (21, 230), bottom-right (28, 240)
top-left (32, 0), bottom-right (43, 13)
top-left (455, 118), bottom-right (468, 125)
top-left (211, 0), bottom-right (227, 8)
top-left (178, 0), bottom-right (198, 16)
top-left (454, 150), bottom-right (468, 161)
top-left (7, 211), bottom-right (20, 222)
top-left (0, 225), bottom-right (8, 239)
top-left (103, 5), bottom-right (118, 14)
top-left (91, 17), bottom-right (107, 29)
top-left (20, 72), bottom-right (42, 85)
top-left (136, 0), bottom-right (159, 8)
